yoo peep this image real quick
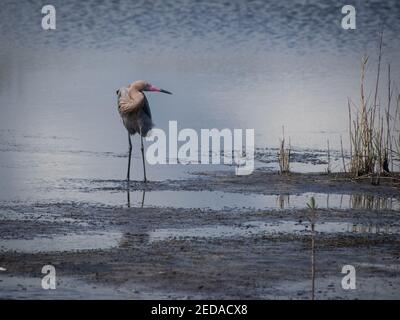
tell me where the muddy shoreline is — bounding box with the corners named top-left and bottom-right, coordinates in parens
top-left (1, 171), bottom-right (399, 299)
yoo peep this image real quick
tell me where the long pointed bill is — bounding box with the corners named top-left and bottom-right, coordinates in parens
top-left (148, 85), bottom-right (172, 95)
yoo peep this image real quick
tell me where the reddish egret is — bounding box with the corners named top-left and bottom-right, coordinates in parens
top-left (116, 80), bottom-right (172, 184)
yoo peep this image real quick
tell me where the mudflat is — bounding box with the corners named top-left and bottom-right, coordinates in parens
top-left (1, 171), bottom-right (399, 299)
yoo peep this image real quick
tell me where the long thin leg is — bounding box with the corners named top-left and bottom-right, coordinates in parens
top-left (140, 135), bottom-right (147, 183)
top-left (127, 133), bottom-right (132, 185)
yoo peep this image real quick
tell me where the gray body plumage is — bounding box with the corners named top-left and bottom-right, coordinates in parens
top-left (117, 88), bottom-right (154, 136)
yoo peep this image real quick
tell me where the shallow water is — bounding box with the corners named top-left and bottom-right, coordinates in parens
top-left (1, 186), bottom-right (399, 212)
top-left (130, 190), bottom-right (400, 211)
top-left (0, 231), bottom-right (122, 253)
top-left (1, 129), bottom-right (399, 208)
top-left (149, 220), bottom-right (400, 242)
top-left (1, 218), bottom-right (398, 253)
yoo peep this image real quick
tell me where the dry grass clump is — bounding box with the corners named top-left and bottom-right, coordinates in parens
top-left (347, 33), bottom-right (399, 184)
top-left (278, 126), bottom-right (291, 174)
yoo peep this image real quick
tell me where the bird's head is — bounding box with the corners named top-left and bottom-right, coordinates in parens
top-left (131, 80), bottom-right (172, 95)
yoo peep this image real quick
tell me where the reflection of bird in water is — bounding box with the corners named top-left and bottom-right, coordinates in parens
top-left (116, 80), bottom-right (172, 184)
top-left (126, 187), bottom-right (146, 208)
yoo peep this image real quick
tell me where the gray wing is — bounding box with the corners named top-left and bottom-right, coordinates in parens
top-left (142, 93), bottom-right (152, 119)
top-left (139, 93), bottom-right (154, 136)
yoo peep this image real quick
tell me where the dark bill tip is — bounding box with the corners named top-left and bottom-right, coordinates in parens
top-left (160, 89), bottom-right (172, 95)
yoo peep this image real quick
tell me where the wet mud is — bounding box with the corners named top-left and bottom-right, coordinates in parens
top-left (1, 171), bottom-right (399, 299)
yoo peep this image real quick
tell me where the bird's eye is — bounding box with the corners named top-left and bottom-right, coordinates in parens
top-left (116, 90), bottom-right (120, 95)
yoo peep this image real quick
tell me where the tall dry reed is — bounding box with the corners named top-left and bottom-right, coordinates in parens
top-left (348, 33), bottom-right (399, 183)
top-left (278, 126), bottom-right (291, 174)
